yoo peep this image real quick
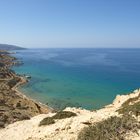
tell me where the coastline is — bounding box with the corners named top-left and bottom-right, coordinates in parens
top-left (0, 50), bottom-right (53, 128)
top-left (13, 75), bottom-right (54, 112)
top-left (0, 49), bottom-right (140, 139)
top-left (0, 88), bottom-right (139, 140)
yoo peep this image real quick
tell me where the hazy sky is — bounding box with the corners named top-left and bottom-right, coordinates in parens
top-left (0, 0), bottom-right (140, 48)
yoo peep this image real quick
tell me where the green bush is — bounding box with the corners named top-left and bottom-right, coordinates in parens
top-left (78, 115), bottom-right (139, 140)
top-left (52, 111), bottom-right (77, 119)
top-left (39, 117), bottom-right (55, 126)
top-left (39, 111), bottom-right (77, 126)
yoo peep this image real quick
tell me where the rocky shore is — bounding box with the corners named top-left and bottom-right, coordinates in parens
top-left (0, 50), bottom-right (52, 128)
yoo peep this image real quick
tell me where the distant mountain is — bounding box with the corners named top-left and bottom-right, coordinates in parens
top-left (0, 44), bottom-right (25, 50)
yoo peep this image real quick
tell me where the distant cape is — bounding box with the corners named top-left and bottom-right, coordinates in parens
top-left (0, 44), bottom-right (26, 50)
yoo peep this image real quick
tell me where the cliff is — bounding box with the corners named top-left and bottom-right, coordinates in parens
top-left (0, 89), bottom-right (140, 140)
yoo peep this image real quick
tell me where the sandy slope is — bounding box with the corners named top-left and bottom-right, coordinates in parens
top-left (0, 89), bottom-right (140, 140)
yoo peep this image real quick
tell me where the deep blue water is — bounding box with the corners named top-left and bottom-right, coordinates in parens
top-left (13, 48), bottom-right (140, 110)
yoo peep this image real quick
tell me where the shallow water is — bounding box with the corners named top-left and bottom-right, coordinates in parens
top-left (13, 48), bottom-right (140, 110)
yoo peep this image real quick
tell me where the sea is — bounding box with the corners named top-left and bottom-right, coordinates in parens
top-left (12, 48), bottom-right (140, 110)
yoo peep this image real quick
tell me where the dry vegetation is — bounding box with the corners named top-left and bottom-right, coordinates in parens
top-left (118, 93), bottom-right (140, 116)
top-left (78, 115), bottom-right (140, 140)
top-left (78, 95), bottom-right (140, 140)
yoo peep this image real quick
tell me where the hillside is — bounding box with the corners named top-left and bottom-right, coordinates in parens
top-left (0, 89), bottom-right (140, 140)
top-left (0, 49), bottom-right (52, 128)
top-left (0, 44), bottom-right (25, 50)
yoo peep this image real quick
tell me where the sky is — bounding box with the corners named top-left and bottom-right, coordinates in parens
top-left (0, 0), bottom-right (140, 48)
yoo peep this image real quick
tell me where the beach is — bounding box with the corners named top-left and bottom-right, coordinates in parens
top-left (0, 50), bottom-right (52, 128)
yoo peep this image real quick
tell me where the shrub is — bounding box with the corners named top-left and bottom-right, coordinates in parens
top-left (39, 117), bottom-right (55, 126)
top-left (78, 115), bottom-right (139, 140)
top-left (52, 111), bottom-right (77, 119)
top-left (121, 94), bottom-right (140, 107)
top-left (39, 111), bottom-right (77, 126)
top-left (118, 101), bottom-right (140, 116)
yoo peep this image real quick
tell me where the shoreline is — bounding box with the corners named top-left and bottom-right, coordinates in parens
top-left (0, 50), bottom-right (53, 128)
top-left (0, 49), bottom-right (140, 139)
top-left (13, 75), bottom-right (54, 112)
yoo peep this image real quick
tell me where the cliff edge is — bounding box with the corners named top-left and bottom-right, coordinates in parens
top-left (0, 89), bottom-right (139, 140)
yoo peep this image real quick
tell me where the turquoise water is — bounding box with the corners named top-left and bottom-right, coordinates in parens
top-left (13, 48), bottom-right (140, 110)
